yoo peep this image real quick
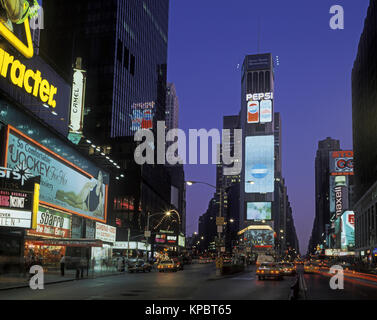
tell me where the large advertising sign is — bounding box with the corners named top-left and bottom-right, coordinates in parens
top-left (245, 135), bottom-right (274, 193)
top-left (28, 206), bottom-right (72, 238)
top-left (330, 151), bottom-right (354, 176)
top-left (341, 211), bottom-right (355, 249)
top-left (260, 100), bottom-right (272, 123)
top-left (68, 65), bottom-right (86, 144)
top-left (247, 100), bottom-right (259, 124)
top-left (95, 222), bottom-right (116, 243)
top-left (329, 175), bottom-right (349, 216)
top-left (130, 102), bottom-right (155, 132)
top-left (249, 229), bottom-right (274, 248)
top-left (246, 93), bottom-right (273, 124)
top-left (0, 209), bottom-right (32, 228)
top-left (246, 202), bottom-right (272, 221)
top-left (5, 126), bottom-right (108, 222)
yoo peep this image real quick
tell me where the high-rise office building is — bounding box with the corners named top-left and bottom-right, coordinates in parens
top-left (239, 53), bottom-right (275, 233)
top-left (40, 0), bottom-right (169, 141)
top-left (166, 82), bottom-right (179, 131)
top-left (308, 137), bottom-right (340, 253)
top-left (352, 0), bottom-right (377, 259)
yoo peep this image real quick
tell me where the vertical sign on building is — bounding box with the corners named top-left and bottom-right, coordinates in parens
top-left (68, 58), bottom-right (86, 145)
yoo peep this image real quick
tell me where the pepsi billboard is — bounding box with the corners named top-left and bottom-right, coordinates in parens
top-left (245, 135), bottom-right (274, 193)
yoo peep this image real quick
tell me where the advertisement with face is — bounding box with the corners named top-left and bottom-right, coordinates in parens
top-left (341, 211), bottom-right (355, 249)
top-left (246, 202), bottom-right (272, 220)
top-left (5, 128), bottom-right (108, 222)
top-left (245, 135), bottom-right (274, 193)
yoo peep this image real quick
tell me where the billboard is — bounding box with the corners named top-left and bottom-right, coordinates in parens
top-left (249, 229), bottom-right (274, 248)
top-left (95, 222), bottom-right (116, 243)
top-left (246, 202), bottom-right (272, 221)
top-left (5, 126), bottom-right (108, 222)
top-left (28, 206), bottom-right (72, 238)
top-left (341, 211), bottom-right (355, 249)
top-left (260, 100), bottom-right (272, 123)
top-left (329, 175), bottom-right (349, 216)
top-left (247, 100), bottom-right (259, 123)
top-left (130, 102), bottom-right (155, 131)
top-left (330, 151), bottom-right (353, 176)
top-left (245, 135), bottom-right (274, 193)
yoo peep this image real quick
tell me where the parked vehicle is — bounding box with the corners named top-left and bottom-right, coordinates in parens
top-left (157, 259), bottom-right (178, 272)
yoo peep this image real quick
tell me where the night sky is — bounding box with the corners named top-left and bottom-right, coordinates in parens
top-left (166, 0), bottom-right (370, 254)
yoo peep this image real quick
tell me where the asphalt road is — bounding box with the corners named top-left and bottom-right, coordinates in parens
top-left (0, 264), bottom-right (295, 300)
top-left (301, 267), bottom-right (377, 300)
top-left (3, 264), bottom-right (377, 300)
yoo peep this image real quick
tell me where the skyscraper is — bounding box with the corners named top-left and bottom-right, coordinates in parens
top-left (166, 82), bottom-right (179, 131)
top-left (40, 0), bottom-right (169, 142)
top-left (308, 137), bottom-right (340, 253)
top-left (352, 0), bottom-right (377, 258)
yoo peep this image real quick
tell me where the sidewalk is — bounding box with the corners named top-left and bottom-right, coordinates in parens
top-left (0, 267), bottom-right (123, 291)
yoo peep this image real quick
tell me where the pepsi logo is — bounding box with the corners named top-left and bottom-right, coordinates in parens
top-left (250, 164), bottom-right (268, 179)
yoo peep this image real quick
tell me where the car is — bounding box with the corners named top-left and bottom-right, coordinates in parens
top-left (172, 257), bottom-right (184, 270)
top-left (157, 259), bottom-right (178, 272)
top-left (256, 263), bottom-right (283, 280)
top-left (128, 259), bottom-right (152, 273)
top-left (304, 263), bottom-right (318, 274)
top-left (279, 263), bottom-right (296, 276)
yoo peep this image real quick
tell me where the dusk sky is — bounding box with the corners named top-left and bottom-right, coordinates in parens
top-left (166, 0), bottom-right (370, 254)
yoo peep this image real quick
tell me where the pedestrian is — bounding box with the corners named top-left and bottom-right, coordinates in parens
top-left (60, 255), bottom-right (65, 277)
top-left (80, 258), bottom-right (85, 278)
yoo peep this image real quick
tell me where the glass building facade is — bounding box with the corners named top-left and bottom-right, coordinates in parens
top-left (40, 0), bottom-right (169, 141)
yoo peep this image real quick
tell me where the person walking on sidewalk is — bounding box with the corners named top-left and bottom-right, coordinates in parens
top-left (60, 255), bottom-right (65, 277)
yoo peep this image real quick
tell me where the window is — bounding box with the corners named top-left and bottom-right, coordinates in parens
top-left (130, 54), bottom-right (135, 76)
top-left (124, 46), bottom-right (129, 70)
top-left (117, 39), bottom-right (123, 63)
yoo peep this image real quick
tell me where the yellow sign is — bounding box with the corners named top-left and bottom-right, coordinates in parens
top-left (0, 47), bottom-right (58, 107)
top-left (32, 182), bottom-right (40, 230)
top-left (0, 11), bottom-right (34, 59)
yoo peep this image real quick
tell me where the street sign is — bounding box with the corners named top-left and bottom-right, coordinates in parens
top-left (144, 231), bottom-right (151, 238)
top-left (221, 247), bottom-right (226, 253)
top-left (216, 217), bottom-right (225, 226)
top-left (217, 226), bottom-right (223, 233)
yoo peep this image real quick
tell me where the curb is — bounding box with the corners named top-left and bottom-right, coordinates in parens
top-left (0, 272), bottom-right (124, 291)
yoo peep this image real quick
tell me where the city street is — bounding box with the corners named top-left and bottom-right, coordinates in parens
top-left (0, 264), bottom-right (376, 300)
top-left (0, 264), bottom-right (295, 300)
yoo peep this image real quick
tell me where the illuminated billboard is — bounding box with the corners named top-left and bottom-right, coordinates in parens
top-left (246, 202), bottom-right (272, 221)
top-left (130, 102), bottom-right (155, 131)
top-left (260, 100), bottom-right (272, 123)
top-left (247, 100), bottom-right (259, 123)
top-left (245, 135), bottom-right (274, 193)
top-left (249, 229), bottom-right (274, 248)
top-left (330, 151), bottom-right (353, 176)
top-left (341, 211), bottom-right (355, 249)
top-left (5, 126), bottom-right (108, 222)
top-left (329, 175), bottom-right (349, 216)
